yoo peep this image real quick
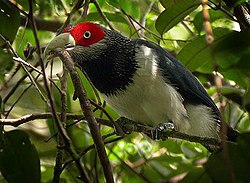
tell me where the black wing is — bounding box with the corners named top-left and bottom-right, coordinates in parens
top-left (135, 39), bottom-right (221, 120)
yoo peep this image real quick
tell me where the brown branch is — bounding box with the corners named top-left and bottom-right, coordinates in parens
top-left (27, 1), bottom-right (89, 182)
top-left (54, 49), bottom-right (114, 183)
top-left (0, 113), bottom-right (112, 127)
top-left (20, 15), bottom-right (63, 32)
top-left (52, 68), bottom-right (68, 183)
top-left (0, 112), bottom-right (221, 147)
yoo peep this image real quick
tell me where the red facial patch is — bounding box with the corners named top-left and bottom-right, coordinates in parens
top-left (67, 22), bottom-right (105, 47)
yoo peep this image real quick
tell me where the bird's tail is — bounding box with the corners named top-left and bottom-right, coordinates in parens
top-left (204, 126), bottom-right (239, 152)
top-left (227, 126), bottom-right (239, 142)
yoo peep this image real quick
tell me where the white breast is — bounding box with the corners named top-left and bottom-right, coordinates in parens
top-left (103, 45), bottom-right (191, 132)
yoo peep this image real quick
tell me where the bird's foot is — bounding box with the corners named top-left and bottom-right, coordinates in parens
top-left (151, 121), bottom-right (175, 140)
top-left (115, 117), bottom-right (133, 135)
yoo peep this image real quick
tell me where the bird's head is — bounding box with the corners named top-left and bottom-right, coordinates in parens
top-left (45, 22), bottom-right (137, 95)
top-left (45, 22), bottom-right (110, 59)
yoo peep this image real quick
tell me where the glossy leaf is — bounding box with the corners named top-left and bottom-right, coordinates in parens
top-left (0, 1), bottom-right (20, 46)
top-left (177, 28), bottom-right (231, 72)
top-left (156, 0), bottom-right (200, 36)
top-left (0, 130), bottom-right (40, 183)
top-left (212, 29), bottom-right (250, 69)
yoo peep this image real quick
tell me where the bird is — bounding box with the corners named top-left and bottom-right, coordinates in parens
top-left (45, 22), bottom-right (239, 151)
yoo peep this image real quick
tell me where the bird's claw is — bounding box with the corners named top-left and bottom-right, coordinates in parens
top-left (151, 121), bottom-right (174, 140)
top-left (115, 117), bottom-right (133, 135)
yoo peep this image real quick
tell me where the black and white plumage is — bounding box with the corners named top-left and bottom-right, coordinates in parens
top-left (47, 22), bottom-right (239, 150)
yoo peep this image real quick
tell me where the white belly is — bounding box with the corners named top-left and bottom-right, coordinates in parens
top-left (103, 70), bottom-right (189, 130)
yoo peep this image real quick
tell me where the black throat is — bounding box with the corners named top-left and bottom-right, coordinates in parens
top-left (70, 29), bottom-right (138, 96)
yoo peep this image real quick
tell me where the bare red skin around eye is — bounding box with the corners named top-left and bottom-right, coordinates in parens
top-left (68, 22), bottom-right (105, 47)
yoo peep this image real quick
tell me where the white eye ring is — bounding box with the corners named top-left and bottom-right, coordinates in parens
top-left (83, 31), bottom-right (91, 39)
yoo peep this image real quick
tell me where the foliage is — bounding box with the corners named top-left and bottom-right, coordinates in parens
top-left (0, 0), bottom-right (250, 182)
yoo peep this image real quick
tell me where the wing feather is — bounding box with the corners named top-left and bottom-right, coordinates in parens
top-left (135, 39), bottom-right (221, 120)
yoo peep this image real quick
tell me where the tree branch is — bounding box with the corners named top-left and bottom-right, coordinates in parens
top-left (53, 49), bottom-right (114, 183)
top-left (20, 15), bottom-right (63, 32)
top-left (0, 112), bottom-right (221, 147)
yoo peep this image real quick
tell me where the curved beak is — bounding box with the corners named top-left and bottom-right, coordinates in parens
top-left (44, 33), bottom-right (75, 59)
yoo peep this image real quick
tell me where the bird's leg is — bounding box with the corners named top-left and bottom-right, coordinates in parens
top-left (151, 121), bottom-right (175, 140)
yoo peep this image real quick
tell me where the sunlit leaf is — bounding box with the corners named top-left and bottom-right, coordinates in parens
top-left (156, 0), bottom-right (200, 36)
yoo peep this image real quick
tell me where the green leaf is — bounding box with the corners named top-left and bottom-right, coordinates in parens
top-left (0, 130), bottom-right (41, 183)
top-left (212, 29), bottom-right (250, 69)
top-left (233, 52), bottom-right (250, 77)
top-left (159, 0), bottom-right (182, 8)
top-left (0, 1), bottom-right (20, 46)
top-left (156, 0), bottom-right (200, 36)
top-left (177, 28), bottom-right (231, 72)
top-left (221, 69), bottom-right (249, 88)
top-left (106, 0), bottom-right (120, 8)
top-left (86, 12), bottom-right (127, 24)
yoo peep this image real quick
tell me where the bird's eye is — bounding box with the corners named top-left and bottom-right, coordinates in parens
top-left (83, 31), bottom-right (91, 39)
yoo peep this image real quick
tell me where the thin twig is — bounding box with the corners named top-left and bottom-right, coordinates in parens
top-left (82, 0), bottom-right (90, 19)
top-left (4, 74), bottom-right (46, 118)
top-left (90, 100), bottom-right (125, 137)
top-left (208, 0), bottom-right (237, 21)
top-left (120, 8), bottom-right (189, 42)
top-left (7, 0), bottom-right (29, 16)
top-left (0, 33), bottom-right (62, 116)
top-left (108, 147), bottom-right (153, 183)
top-left (57, 0), bottom-right (85, 34)
top-left (90, 0), bottom-right (114, 30)
top-left (139, 0), bottom-right (156, 36)
top-left (62, 136), bottom-right (123, 175)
